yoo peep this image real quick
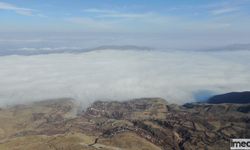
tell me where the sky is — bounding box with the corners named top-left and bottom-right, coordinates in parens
top-left (0, 0), bottom-right (250, 50)
top-left (0, 0), bottom-right (250, 33)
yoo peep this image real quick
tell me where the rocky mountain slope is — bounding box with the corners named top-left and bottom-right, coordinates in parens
top-left (207, 91), bottom-right (250, 104)
top-left (0, 98), bottom-right (249, 150)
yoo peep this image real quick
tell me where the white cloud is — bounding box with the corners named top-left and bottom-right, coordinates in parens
top-left (83, 8), bottom-right (154, 19)
top-left (0, 1), bottom-right (34, 16)
top-left (83, 8), bottom-right (117, 14)
top-left (0, 1), bottom-right (47, 17)
top-left (98, 12), bottom-right (153, 19)
top-left (66, 17), bottom-right (118, 32)
top-left (211, 7), bottom-right (239, 15)
top-left (68, 6), bottom-right (248, 33)
top-left (37, 13), bottom-right (48, 18)
top-left (0, 50), bottom-right (249, 107)
top-left (66, 12), bottom-right (178, 33)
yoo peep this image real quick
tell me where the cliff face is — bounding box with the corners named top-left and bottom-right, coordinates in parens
top-left (0, 98), bottom-right (249, 150)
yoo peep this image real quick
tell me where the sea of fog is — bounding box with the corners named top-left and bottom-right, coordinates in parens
top-left (0, 48), bottom-right (250, 107)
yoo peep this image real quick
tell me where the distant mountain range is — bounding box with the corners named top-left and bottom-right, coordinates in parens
top-left (1, 43), bottom-right (250, 56)
top-left (0, 45), bottom-right (152, 56)
top-left (204, 43), bottom-right (250, 52)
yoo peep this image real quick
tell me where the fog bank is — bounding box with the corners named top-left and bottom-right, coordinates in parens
top-left (0, 49), bottom-right (250, 106)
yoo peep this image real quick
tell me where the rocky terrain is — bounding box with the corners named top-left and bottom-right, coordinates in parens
top-left (0, 98), bottom-right (249, 150)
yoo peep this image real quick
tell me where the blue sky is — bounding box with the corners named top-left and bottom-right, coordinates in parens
top-left (0, 0), bottom-right (250, 33)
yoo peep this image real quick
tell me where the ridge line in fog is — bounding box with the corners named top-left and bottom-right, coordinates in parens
top-left (0, 45), bottom-right (153, 56)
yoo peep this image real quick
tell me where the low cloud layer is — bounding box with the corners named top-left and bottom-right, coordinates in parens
top-left (0, 50), bottom-right (250, 107)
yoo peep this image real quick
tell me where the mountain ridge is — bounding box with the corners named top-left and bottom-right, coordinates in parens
top-left (207, 91), bottom-right (250, 104)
